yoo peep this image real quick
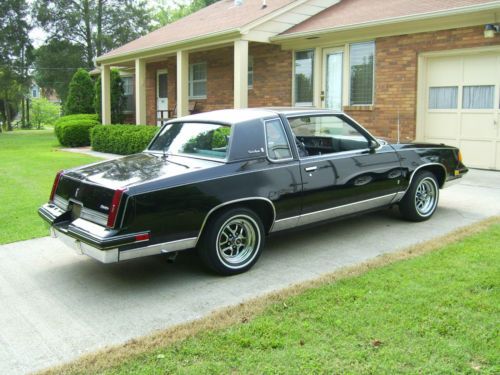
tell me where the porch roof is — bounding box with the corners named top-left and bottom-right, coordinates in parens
top-left (97, 0), bottom-right (295, 62)
top-left (277, 0), bottom-right (500, 38)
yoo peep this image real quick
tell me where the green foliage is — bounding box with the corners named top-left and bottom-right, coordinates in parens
top-left (34, 40), bottom-right (86, 103)
top-left (153, 0), bottom-right (218, 27)
top-left (91, 124), bottom-right (158, 155)
top-left (54, 114), bottom-right (99, 147)
top-left (29, 98), bottom-right (60, 129)
top-left (0, 130), bottom-right (99, 244)
top-left (33, 0), bottom-right (153, 68)
top-left (64, 69), bottom-right (95, 115)
top-left (95, 69), bottom-right (125, 124)
top-left (0, 0), bottom-right (32, 131)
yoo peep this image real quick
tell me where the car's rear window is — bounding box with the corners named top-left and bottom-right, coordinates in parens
top-left (148, 122), bottom-right (231, 160)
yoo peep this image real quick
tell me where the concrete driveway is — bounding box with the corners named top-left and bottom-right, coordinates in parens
top-left (1, 169), bottom-right (499, 374)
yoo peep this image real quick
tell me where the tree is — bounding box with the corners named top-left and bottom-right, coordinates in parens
top-left (34, 40), bottom-right (86, 104)
top-left (33, 0), bottom-right (153, 68)
top-left (0, 0), bottom-right (32, 131)
top-left (30, 98), bottom-right (61, 129)
top-left (94, 68), bottom-right (125, 124)
top-left (154, 0), bottom-right (218, 27)
top-left (65, 68), bottom-right (95, 115)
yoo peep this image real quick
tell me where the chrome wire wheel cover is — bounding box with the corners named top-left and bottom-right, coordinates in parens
top-left (415, 177), bottom-right (438, 217)
top-left (216, 215), bottom-right (260, 268)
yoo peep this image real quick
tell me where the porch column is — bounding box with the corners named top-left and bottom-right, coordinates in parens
top-left (135, 58), bottom-right (147, 125)
top-left (233, 40), bottom-right (249, 109)
top-left (313, 47), bottom-right (322, 108)
top-left (176, 50), bottom-right (189, 117)
top-left (101, 64), bottom-right (111, 124)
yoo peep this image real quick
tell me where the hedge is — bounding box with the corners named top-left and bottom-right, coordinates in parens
top-left (91, 124), bottom-right (159, 155)
top-left (54, 114), bottom-right (100, 147)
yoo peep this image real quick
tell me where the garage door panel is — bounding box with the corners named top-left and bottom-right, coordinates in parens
top-left (461, 112), bottom-right (496, 139)
top-left (425, 113), bottom-right (459, 138)
top-left (463, 54), bottom-right (499, 85)
top-left (427, 57), bottom-right (462, 86)
top-left (425, 138), bottom-right (459, 148)
top-left (460, 140), bottom-right (495, 169)
top-left (424, 51), bottom-right (500, 171)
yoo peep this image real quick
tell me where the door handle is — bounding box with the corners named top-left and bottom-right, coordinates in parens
top-left (305, 166), bottom-right (317, 172)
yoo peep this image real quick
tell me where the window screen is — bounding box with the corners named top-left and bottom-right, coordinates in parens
top-left (462, 85), bottom-right (494, 109)
top-left (349, 42), bottom-right (375, 105)
top-left (429, 87), bottom-right (458, 109)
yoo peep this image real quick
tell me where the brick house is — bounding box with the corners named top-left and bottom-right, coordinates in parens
top-left (96, 0), bottom-right (500, 170)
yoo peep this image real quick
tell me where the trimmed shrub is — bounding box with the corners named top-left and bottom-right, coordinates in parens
top-left (91, 124), bottom-right (158, 155)
top-left (64, 68), bottom-right (95, 115)
top-left (54, 114), bottom-right (100, 147)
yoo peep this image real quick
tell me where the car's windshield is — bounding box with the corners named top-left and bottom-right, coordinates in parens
top-left (148, 122), bottom-right (231, 160)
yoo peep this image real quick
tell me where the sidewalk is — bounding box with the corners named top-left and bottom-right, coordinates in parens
top-left (60, 146), bottom-right (120, 160)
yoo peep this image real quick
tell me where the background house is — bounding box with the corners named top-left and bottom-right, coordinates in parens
top-left (96, 0), bottom-right (500, 170)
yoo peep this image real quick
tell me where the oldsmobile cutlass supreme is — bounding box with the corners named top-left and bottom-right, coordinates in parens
top-left (39, 109), bottom-right (468, 275)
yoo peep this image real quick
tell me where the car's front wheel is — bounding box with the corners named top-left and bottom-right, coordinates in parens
top-left (198, 208), bottom-right (265, 275)
top-left (399, 170), bottom-right (439, 222)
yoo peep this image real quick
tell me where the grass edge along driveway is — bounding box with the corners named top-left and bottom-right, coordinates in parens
top-left (40, 217), bottom-right (500, 375)
top-left (0, 130), bottom-right (100, 244)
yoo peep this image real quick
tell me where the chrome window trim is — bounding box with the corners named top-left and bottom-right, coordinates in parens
top-left (263, 118), bottom-right (294, 163)
top-left (286, 113), bottom-right (382, 161)
top-left (195, 197), bottom-right (276, 245)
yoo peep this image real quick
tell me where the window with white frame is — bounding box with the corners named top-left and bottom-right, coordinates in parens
top-left (189, 62), bottom-right (207, 99)
top-left (349, 42), bottom-right (375, 105)
top-left (462, 85), bottom-right (494, 109)
top-left (248, 56), bottom-right (254, 89)
top-left (294, 50), bottom-right (314, 106)
top-left (428, 87), bottom-right (458, 109)
top-left (122, 76), bottom-right (134, 112)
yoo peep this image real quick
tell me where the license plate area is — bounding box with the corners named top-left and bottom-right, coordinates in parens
top-left (69, 201), bottom-right (83, 221)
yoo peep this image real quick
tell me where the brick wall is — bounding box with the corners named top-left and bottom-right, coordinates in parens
top-left (143, 43), bottom-right (292, 125)
top-left (346, 25), bottom-right (500, 141)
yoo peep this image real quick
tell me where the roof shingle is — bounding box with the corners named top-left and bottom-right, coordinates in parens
top-left (281, 0), bottom-right (499, 36)
top-left (100, 0), bottom-right (295, 59)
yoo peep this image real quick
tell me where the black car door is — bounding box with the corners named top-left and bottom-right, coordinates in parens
top-left (287, 114), bottom-right (403, 225)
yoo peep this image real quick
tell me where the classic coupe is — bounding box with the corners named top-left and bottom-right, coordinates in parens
top-left (39, 109), bottom-right (467, 275)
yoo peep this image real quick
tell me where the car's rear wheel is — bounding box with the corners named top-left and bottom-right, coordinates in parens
top-left (399, 170), bottom-right (439, 222)
top-left (198, 208), bottom-right (265, 275)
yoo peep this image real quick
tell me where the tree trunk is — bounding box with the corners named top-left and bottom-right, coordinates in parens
top-left (83, 0), bottom-right (94, 68)
top-left (26, 97), bottom-right (30, 127)
top-left (96, 0), bottom-right (103, 57)
top-left (4, 98), bottom-right (12, 131)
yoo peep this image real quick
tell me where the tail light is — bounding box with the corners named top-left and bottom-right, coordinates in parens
top-left (49, 171), bottom-right (63, 203)
top-left (107, 188), bottom-right (126, 228)
top-left (458, 150), bottom-right (463, 163)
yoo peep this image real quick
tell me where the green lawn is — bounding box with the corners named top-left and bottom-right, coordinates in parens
top-left (0, 130), bottom-right (99, 244)
top-left (88, 223), bottom-right (499, 375)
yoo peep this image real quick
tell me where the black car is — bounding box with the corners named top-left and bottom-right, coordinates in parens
top-left (39, 109), bottom-right (468, 275)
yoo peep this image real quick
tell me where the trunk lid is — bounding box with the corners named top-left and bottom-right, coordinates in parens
top-left (53, 153), bottom-right (220, 226)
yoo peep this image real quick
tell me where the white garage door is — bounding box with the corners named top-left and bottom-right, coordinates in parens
top-left (424, 51), bottom-right (500, 170)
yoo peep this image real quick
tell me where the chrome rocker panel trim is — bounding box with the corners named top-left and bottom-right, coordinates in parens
top-left (51, 226), bottom-right (197, 264)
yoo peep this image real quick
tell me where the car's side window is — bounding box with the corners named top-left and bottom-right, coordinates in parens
top-left (265, 119), bottom-right (292, 161)
top-left (288, 115), bottom-right (370, 157)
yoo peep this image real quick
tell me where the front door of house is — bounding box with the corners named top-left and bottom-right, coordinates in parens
top-left (157, 70), bottom-right (168, 125)
top-left (322, 48), bottom-right (344, 110)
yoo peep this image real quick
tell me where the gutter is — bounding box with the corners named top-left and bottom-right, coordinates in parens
top-left (271, 1), bottom-right (500, 41)
top-left (96, 28), bottom-right (242, 64)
